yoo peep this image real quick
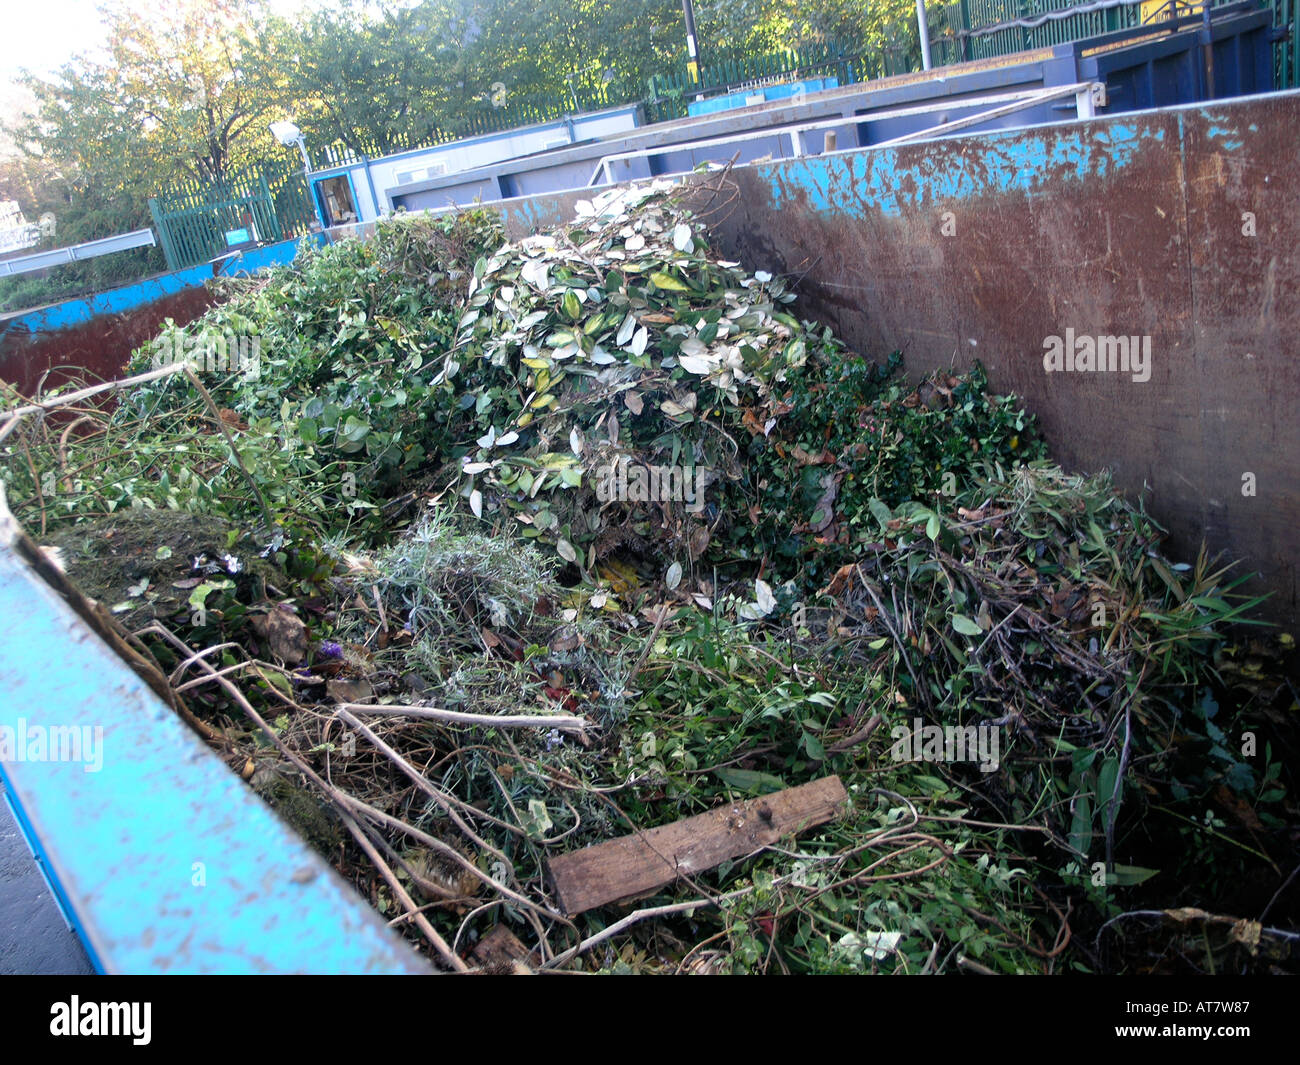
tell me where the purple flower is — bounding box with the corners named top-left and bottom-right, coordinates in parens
top-left (318, 640), bottom-right (343, 660)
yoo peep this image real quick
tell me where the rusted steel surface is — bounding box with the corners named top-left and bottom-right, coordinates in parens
top-left (684, 94), bottom-right (1299, 626)
top-left (0, 285), bottom-right (216, 400)
top-left (500, 188), bottom-right (600, 240)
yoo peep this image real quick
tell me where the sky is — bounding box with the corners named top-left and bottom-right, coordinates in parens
top-left (0, 0), bottom-right (344, 82)
top-left (0, 0), bottom-right (108, 80)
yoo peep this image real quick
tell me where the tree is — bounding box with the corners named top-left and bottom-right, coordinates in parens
top-left (253, 0), bottom-right (691, 151)
top-left (16, 0), bottom-right (276, 186)
top-left (698, 0), bottom-right (921, 58)
top-left (250, 0), bottom-right (471, 157)
top-left (2, 0), bottom-right (282, 293)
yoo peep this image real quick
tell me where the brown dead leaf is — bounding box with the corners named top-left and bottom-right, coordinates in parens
top-left (1212, 783), bottom-right (1265, 831)
top-left (327, 676), bottom-right (374, 704)
top-left (1230, 918), bottom-right (1262, 954)
top-left (741, 407), bottom-right (767, 436)
top-left (819, 563), bottom-right (858, 599)
top-left (791, 444), bottom-right (832, 467)
top-left (256, 605), bottom-right (309, 665)
top-left (641, 604), bottom-right (678, 625)
top-left (688, 524), bottom-right (711, 559)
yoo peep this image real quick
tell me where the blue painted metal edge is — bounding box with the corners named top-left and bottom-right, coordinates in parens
top-left (753, 86), bottom-right (1296, 218)
top-left (0, 779), bottom-right (104, 971)
top-left (0, 501), bottom-right (432, 974)
top-left (0, 236), bottom-right (320, 337)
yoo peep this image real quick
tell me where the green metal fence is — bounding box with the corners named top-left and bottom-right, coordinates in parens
top-left (320, 88), bottom-right (621, 169)
top-left (934, 0), bottom-right (1295, 87)
top-left (149, 160), bottom-right (316, 271)
top-left (1269, 0), bottom-right (1298, 87)
top-left (643, 41), bottom-right (868, 123)
top-left (935, 0), bottom-right (1134, 62)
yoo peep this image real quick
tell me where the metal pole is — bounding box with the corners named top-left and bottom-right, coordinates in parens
top-left (1200, 2), bottom-right (1216, 100)
top-left (682, 0), bottom-right (704, 99)
top-left (916, 0), bottom-right (933, 71)
top-left (295, 138), bottom-right (324, 230)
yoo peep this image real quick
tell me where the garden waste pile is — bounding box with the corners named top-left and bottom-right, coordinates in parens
top-left (1, 177), bottom-right (1295, 974)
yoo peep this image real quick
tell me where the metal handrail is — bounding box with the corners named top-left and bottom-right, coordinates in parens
top-left (589, 82), bottom-right (1106, 187)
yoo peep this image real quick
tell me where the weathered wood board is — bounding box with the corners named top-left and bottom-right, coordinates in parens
top-left (546, 775), bottom-right (848, 915)
top-left (469, 924), bottom-right (533, 973)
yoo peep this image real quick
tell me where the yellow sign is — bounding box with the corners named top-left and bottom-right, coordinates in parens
top-left (1139, 0), bottom-right (1204, 23)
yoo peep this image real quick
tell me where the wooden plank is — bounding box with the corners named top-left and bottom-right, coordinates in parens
top-left (469, 924), bottom-right (534, 974)
top-left (546, 776), bottom-right (848, 916)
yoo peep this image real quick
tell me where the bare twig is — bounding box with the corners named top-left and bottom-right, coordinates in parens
top-left (0, 361), bottom-right (188, 441)
top-left (337, 809), bottom-right (468, 971)
top-left (336, 701), bottom-right (589, 733)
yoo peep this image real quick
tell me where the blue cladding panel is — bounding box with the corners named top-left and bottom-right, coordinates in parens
top-left (0, 540), bottom-right (430, 974)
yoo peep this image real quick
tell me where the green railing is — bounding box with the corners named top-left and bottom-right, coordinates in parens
top-left (320, 88), bottom-right (626, 168)
top-left (933, 0), bottom-right (1139, 63)
top-left (149, 160), bottom-right (316, 271)
top-left (643, 41), bottom-right (869, 122)
top-left (934, 0), bottom-right (1295, 87)
top-left (1269, 0), bottom-right (1298, 87)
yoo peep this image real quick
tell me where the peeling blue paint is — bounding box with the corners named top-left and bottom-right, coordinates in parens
top-left (762, 118), bottom-right (1164, 218)
top-left (1204, 122), bottom-right (1246, 150)
top-left (0, 543), bottom-right (431, 974)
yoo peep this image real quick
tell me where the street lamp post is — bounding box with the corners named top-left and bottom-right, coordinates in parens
top-left (682, 0), bottom-right (703, 100)
top-left (269, 121), bottom-right (313, 174)
top-left (269, 121), bottom-right (322, 230)
top-left (916, 0), bottom-right (933, 71)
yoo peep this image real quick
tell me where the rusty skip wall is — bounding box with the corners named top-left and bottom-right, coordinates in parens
top-left (502, 91), bottom-right (1298, 626)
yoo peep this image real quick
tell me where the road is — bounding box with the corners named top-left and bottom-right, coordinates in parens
top-left (0, 778), bottom-right (94, 974)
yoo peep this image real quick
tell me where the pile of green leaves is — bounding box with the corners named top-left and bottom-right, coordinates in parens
top-left (795, 462), bottom-right (1289, 922)
top-left (435, 183), bottom-right (1047, 595)
top-left (735, 357), bottom-right (1044, 588)
top-left (112, 207), bottom-right (505, 539)
top-left (4, 179), bottom-right (1292, 975)
top-left (440, 180), bottom-right (824, 573)
top-left (272, 514), bottom-right (1060, 974)
top-left (19, 184), bottom-right (1045, 589)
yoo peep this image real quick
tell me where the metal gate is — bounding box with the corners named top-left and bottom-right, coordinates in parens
top-left (148, 163), bottom-right (315, 271)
